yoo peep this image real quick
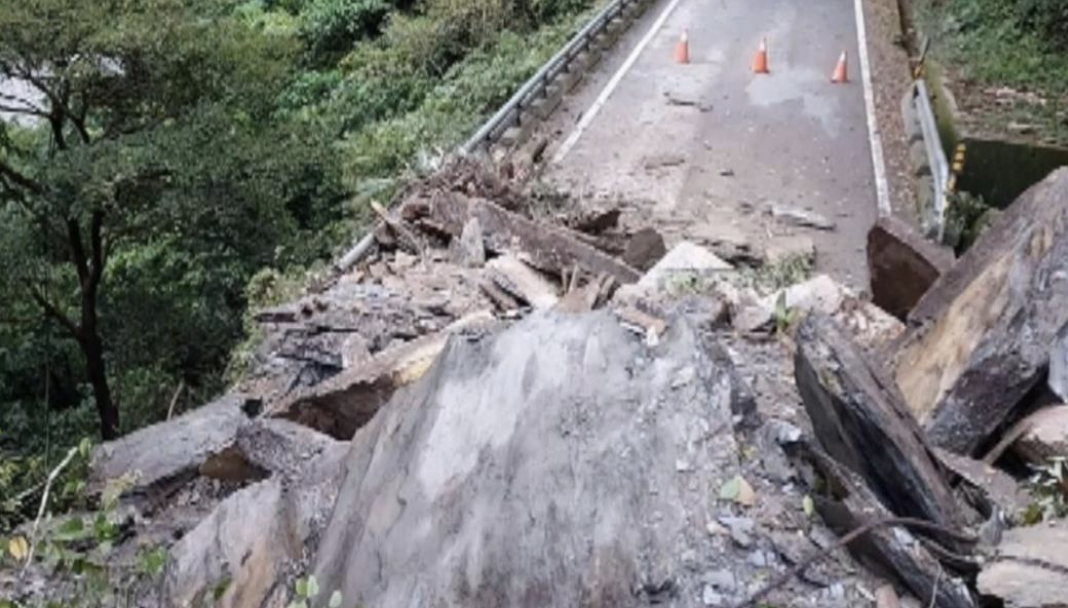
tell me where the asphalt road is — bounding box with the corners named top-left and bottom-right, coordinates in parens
top-left (543, 0), bottom-right (879, 288)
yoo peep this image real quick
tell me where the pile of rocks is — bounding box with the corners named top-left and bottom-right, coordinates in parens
top-left (8, 164), bottom-right (1068, 608)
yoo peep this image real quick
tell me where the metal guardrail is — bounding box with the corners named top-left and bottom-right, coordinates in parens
top-left (335, 0), bottom-right (649, 271)
top-left (461, 0), bottom-right (644, 154)
top-left (913, 80), bottom-right (950, 241)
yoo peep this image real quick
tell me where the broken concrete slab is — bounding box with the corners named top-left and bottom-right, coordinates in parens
top-left (636, 240), bottom-right (732, 290)
top-left (642, 153), bottom-right (686, 170)
top-left (270, 310), bottom-right (496, 439)
top-left (312, 312), bottom-right (758, 608)
top-left (90, 393), bottom-right (256, 494)
top-left (766, 274), bottom-right (846, 315)
top-left (895, 168), bottom-right (1068, 454)
top-left (455, 217), bottom-right (485, 267)
top-left (977, 521), bottom-right (1068, 608)
top-left (769, 204), bottom-right (836, 231)
top-left (748, 275), bottom-right (904, 348)
top-left (234, 418), bottom-right (344, 480)
top-left (243, 261), bottom-right (492, 411)
top-left (866, 216), bottom-right (954, 320)
top-left (794, 314), bottom-right (965, 529)
top-left (405, 192), bottom-right (641, 285)
top-left (485, 255), bottom-right (559, 309)
top-left (1010, 405), bottom-right (1068, 463)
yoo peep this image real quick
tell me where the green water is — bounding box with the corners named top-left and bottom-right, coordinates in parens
top-left (923, 65), bottom-right (1068, 210)
top-left (956, 138), bottom-right (1068, 209)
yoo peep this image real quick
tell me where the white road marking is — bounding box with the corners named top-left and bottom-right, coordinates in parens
top-left (552, 0), bottom-right (685, 164)
top-left (854, 0), bottom-right (892, 216)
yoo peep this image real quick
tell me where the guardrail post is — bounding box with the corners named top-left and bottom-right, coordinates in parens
top-left (913, 80), bottom-right (950, 242)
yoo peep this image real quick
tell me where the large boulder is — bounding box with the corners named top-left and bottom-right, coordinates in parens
top-left (895, 168), bottom-right (1068, 454)
top-left (794, 314), bottom-right (963, 529)
top-left (312, 311), bottom-right (750, 608)
top-left (164, 480), bottom-right (299, 608)
top-left (90, 393), bottom-right (258, 494)
top-left (164, 425), bottom-right (347, 608)
top-left (866, 215), bottom-right (954, 320)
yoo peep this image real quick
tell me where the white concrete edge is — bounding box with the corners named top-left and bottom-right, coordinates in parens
top-left (552, 0), bottom-right (685, 164)
top-left (854, 0), bottom-right (893, 217)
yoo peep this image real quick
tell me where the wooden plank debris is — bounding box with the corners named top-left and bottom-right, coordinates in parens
top-left (403, 192), bottom-right (642, 285)
top-left (270, 311), bottom-right (495, 439)
top-left (484, 255), bottom-right (559, 310)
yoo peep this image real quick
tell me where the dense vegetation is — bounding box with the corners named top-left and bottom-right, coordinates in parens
top-left (1, 0), bottom-right (594, 532)
top-left (915, 0), bottom-right (1068, 143)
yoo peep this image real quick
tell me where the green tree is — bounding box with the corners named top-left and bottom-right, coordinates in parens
top-left (0, 0), bottom-right (308, 440)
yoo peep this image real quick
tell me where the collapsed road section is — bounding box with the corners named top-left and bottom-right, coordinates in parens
top-left (9, 161), bottom-right (1068, 608)
top-left (6, 0), bottom-right (1068, 607)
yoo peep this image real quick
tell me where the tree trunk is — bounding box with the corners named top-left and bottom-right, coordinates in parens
top-left (81, 331), bottom-right (118, 440)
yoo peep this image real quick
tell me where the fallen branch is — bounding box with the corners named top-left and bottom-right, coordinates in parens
top-left (166, 380), bottom-right (186, 421)
top-left (928, 567), bottom-right (943, 608)
top-left (730, 516), bottom-right (978, 608)
top-left (371, 200), bottom-right (423, 256)
top-left (21, 446), bottom-right (79, 576)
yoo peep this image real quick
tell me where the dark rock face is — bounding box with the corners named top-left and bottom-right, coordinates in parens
top-left (866, 215), bottom-right (953, 320)
top-left (896, 168), bottom-right (1068, 454)
top-left (790, 443), bottom-right (976, 608)
top-left (622, 227), bottom-right (667, 271)
top-left (794, 314), bottom-right (963, 529)
top-left (312, 312), bottom-right (748, 608)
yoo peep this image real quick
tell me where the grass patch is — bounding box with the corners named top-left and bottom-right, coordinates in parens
top-left (913, 0), bottom-right (1068, 145)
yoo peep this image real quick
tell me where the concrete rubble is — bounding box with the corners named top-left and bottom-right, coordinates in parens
top-left (12, 161), bottom-right (1068, 608)
top-left (977, 521), bottom-right (1068, 608)
top-left (1010, 405), bottom-right (1068, 463)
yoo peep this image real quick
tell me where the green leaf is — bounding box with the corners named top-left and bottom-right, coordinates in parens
top-left (295, 577), bottom-right (309, 598)
top-left (328, 590), bottom-right (343, 608)
top-left (802, 495), bottom-right (815, 517)
top-left (7, 536), bottom-right (28, 561)
top-left (213, 577), bottom-right (232, 601)
top-left (139, 546), bottom-right (168, 577)
top-left (719, 477), bottom-right (741, 501)
top-left (306, 575), bottom-right (320, 598)
top-left (56, 516), bottom-right (86, 539)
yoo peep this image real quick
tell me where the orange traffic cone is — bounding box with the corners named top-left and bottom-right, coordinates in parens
top-left (831, 51), bottom-right (848, 83)
top-left (752, 38), bottom-right (769, 74)
top-left (674, 30), bottom-right (690, 64)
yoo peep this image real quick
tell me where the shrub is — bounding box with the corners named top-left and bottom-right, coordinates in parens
top-left (301, 0), bottom-right (397, 63)
top-left (1015, 0), bottom-right (1068, 49)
